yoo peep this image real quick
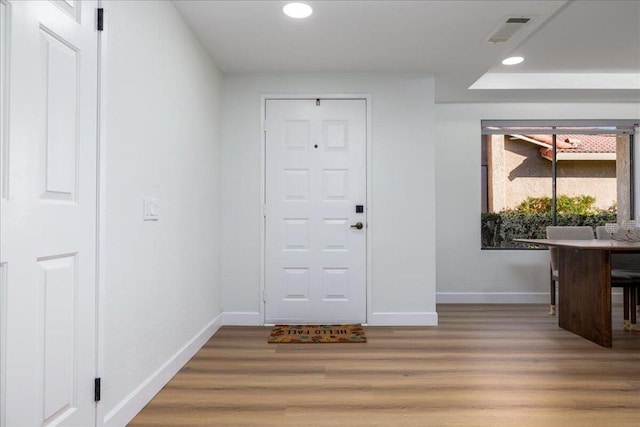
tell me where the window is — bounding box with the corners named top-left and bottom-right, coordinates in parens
top-left (481, 120), bottom-right (638, 249)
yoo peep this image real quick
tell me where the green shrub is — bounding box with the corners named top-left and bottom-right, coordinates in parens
top-left (483, 194), bottom-right (618, 248)
top-left (509, 197), bottom-right (552, 214)
top-left (481, 211), bottom-right (617, 249)
top-left (509, 195), bottom-right (598, 215)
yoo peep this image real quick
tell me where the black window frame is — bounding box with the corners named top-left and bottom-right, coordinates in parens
top-left (481, 119), bottom-right (639, 250)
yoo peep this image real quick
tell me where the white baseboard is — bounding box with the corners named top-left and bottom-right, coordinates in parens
top-left (223, 311), bottom-right (261, 326)
top-left (436, 291), bottom-right (625, 304)
top-left (102, 312), bottom-right (223, 427)
top-left (369, 311), bottom-right (438, 326)
top-left (436, 292), bottom-right (548, 304)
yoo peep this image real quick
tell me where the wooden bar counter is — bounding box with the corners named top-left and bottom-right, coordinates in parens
top-left (516, 239), bottom-right (640, 347)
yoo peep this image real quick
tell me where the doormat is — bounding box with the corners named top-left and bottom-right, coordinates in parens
top-left (268, 324), bottom-right (367, 344)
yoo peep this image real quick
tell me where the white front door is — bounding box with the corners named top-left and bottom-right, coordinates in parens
top-left (264, 99), bottom-right (367, 324)
top-left (0, 1), bottom-right (98, 425)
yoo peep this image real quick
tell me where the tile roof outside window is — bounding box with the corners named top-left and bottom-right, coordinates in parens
top-left (525, 134), bottom-right (616, 154)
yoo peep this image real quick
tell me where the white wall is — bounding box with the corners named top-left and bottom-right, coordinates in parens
top-left (435, 103), bottom-right (640, 303)
top-left (221, 74), bottom-right (437, 325)
top-left (101, 1), bottom-right (222, 425)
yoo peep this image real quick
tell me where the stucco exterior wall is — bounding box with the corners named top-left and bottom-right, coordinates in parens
top-left (490, 136), bottom-right (616, 212)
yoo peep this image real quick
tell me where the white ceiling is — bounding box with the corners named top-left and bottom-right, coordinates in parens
top-left (172, 0), bottom-right (640, 103)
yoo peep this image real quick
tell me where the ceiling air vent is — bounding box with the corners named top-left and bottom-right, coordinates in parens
top-left (486, 17), bottom-right (532, 44)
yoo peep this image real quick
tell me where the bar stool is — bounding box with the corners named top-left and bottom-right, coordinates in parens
top-left (595, 226), bottom-right (640, 331)
top-left (545, 226), bottom-right (595, 315)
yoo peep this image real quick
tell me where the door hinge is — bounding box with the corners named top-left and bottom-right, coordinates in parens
top-left (97, 8), bottom-right (104, 31)
top-left (263, 290), bottom-right (267, 302)
top-left (94, 378), bottom-right (101, 402)
top-left (263, 204), bottom-right (267, 217)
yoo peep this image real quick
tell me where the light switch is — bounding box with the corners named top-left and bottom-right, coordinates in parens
top-left (143, 197), bottom-right (160, 221)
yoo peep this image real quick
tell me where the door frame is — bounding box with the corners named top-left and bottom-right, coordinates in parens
top-left (0, 1), bottom-right (9, 423)
top-left (96, 0), bottom-right (106, 425)
top-left (259, 94), bottom-right (372, 325)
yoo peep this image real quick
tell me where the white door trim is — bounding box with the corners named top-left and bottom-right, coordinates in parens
top-left (96, 0), bottom-right (106, 425)
top-left (259, 94), bottom-right (372, 325)
top-left (0, 2), bottom-right (9, 424)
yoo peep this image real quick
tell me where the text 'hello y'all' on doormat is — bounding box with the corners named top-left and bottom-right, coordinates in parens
top-left (268, 324), bottom-right (367, 344)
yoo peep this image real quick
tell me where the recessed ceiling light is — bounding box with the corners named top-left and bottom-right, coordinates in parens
top-left (283, 2), bottom-right (313, 19)
top-left (502, 56), bottom-right (524, 66)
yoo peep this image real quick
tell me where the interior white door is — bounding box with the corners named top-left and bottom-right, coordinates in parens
top-left (0, 1), bottom-right (98, 426)
top-left (264, 99), bottom-right (367, 324)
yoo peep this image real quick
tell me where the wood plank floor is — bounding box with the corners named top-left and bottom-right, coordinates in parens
top-left (129, 304), bottom-right (640, 427)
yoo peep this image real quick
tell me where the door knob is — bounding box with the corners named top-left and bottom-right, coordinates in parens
top-left (350, 222), bottom-right (364, 230)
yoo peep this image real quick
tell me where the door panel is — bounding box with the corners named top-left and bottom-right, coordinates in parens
top-left (39, 253), bottom-right (77, 424)
top-left (265, 99), bottom-right (366, 324)
top-left (39, 25), bottom-right (79, 202)
top-left (0, 1), bottom-right (98, 425)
